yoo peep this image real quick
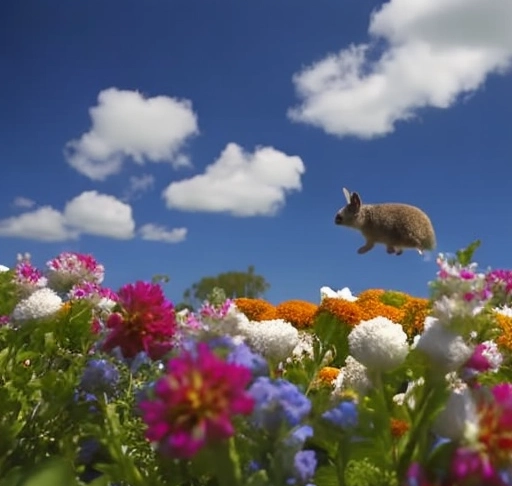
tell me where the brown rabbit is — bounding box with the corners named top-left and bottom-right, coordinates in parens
top-left (334, 188), bottom-right (436, 256)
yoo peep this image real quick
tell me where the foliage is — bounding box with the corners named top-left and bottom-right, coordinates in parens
top-left (183, 265), bottom-right (270, 308)
top-left (1, 241), bottom-right (512, 486)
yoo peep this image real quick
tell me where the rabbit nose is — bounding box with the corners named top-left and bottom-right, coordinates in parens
top-left (335, 214), bottom-right (343, 224)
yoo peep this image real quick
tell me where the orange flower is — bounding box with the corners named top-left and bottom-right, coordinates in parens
top-left (59, 301), bottom-right (73, 317)
top-left (401, 297), bottom-right (431, 338)
top-left (359, 300), bottom-right (405, 324)
top-left (317, 298), bottom-right (369, 327)
top-left (233, 298), bottom-right (277, 322)
top-left (495, 313), bottom-right (512, 352)
top-left (317, 366), bottom-right (340, 386)
top-left (357, 288), bottom-right (386, 304)
top-left (275, 300), bottom-right (318, 329)
top-left (390, 418), bottom-right (410, 438)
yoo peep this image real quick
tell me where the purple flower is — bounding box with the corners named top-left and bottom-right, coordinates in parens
top-left (248, 377), bottom-right (311, 433)
top-left (79, 359), bottom-right (120, 398)
top-left (287, 450), bottom-right (317, 485)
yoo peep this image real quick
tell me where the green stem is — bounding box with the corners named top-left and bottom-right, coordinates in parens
top-left (213, 437), bottom-right (242, 486)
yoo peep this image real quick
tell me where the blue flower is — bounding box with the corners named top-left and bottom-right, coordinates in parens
top-left (227, 342), bottom-right (269, 378)
top-left (287, 450), bottom-right (317, 485)
top-left (284, 425), bottom-right (314, 448)
top-left (248, 377), bottom-right (311, 433)
top-left (322, 400), bottom-right (358, 429)
top-left (79, 359), bottom-right (120, 398)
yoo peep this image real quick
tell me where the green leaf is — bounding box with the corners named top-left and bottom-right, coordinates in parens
top-left (455, 240), bottom-right (481, 266)
top-left (314, 465), bottom-right (340, 486)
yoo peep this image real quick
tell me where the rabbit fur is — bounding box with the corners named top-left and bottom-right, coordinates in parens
top-left (334, 188), bottom-right (436, 256)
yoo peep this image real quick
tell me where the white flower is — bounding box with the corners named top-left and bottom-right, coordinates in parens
top-left (12, 288), bottom-right (63, 322)
top-left (348, 316), bottom-right (409, 371)
top-left (495, 306), bottom-right (512, 318)
top-left (0, 265), bottom-right (9, 272)
top-left (333, 355), bottom-right (372, 396)
top-left (202, 303), bottom-right (250, 337)
top-left (289, 331), bottom-right (315, 362)
top-left (432, 385), bottom-right (477, 441)
top-left (415, 317), bottom-right (474, 372)
top-left (320, 286), bottom-right (357, 302)
top-left (239, 318), bottom-right (299, 362)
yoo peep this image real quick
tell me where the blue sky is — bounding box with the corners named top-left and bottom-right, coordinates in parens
top-left (1, 0), bottom-right (511, 306)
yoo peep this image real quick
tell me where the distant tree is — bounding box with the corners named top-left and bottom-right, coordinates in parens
top-left (183, 265), bottom-right (270, 308)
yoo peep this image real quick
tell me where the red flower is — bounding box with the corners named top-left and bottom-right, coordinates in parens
top-left (139, 342), bottom-right (254, 459)
top-left (102, 281), bottom-right (176, 360)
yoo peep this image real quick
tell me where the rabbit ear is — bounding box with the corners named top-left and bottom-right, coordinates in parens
top-left (342, 187), bottom-right (351, 204)
top-left (350, 192), bottom-right (362, 210)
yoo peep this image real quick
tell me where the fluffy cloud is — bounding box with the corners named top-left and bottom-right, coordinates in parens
top-left (63, 191), bottom-right (135, 239)
top-left (123, 173), bottom-right (155, 200)
top-left (288, 0), bottom-right (512, 138)
top-left (11, 196), bottom-right (36, 209)
top-left (139, 224), bottom-right (187, 243)
top-left (0, 191), bottom-right (135, 241)
top-left (162, 143), bottom-right (305, 217)
top-left (65, 88), bottom-right (199, 180)
top-left (0, 207), bottom-right (76, 242)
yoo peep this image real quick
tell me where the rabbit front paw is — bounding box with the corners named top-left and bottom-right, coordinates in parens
top-left (357, 242), bottom-right (375, 254)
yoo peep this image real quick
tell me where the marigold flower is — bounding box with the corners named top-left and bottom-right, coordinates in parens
top-left (390, 418), bottom-right (410, 438)
top-left (139, 342), bottom-right (254, 459)
top-left (494, 313), bottom-right (512, 352)
top-left (102, 281), bottom-right (176, 360)
top-left (401, 297), bottom-right (431, 338)
top-left (359, 300), bottom-right (405, 324)
top-left (234, 298), bottom-right (277, 321)
top-left (317, 366), bottom-right (340, 386)
top-left (356, 288), bottom-right (386, 304)
top-left (275, 300), bottom-right (318, 329)
top-left (316, 298), bottom-right (368, 327)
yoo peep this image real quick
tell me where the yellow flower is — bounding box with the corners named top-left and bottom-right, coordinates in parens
top-left (59, 301), bottom-right (73, 317)
top-left (317, 366), bottom-right (340, 386)
top-left (275, 300), bottom-right (318, 329)
top-left (233, 298), bottom-right (277, 322)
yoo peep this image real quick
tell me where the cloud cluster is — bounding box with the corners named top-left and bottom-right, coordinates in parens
top-left (288, 0), bottom-right (512, 138)
top-left (139, 224), bottom-right (188, 243)
top-left (65, 88), bottom-right (199, 180)
top-left (162, 143), bottom-right (305, 217)
top-left (0, 191), bottom-right (184, 244)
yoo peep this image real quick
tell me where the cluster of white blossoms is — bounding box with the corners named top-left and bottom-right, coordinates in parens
top-left (333, 355), bottom-right (372, 397)
top-left (320, 286), bottom-right (357, 302)
top-left (12, 288), bottom-right (63, 322)
top-left (348, 316), bottom-right (410, 372)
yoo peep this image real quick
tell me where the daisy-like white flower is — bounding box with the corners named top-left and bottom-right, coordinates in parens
top-left (333, 355), bottom-right (372, 396)
top-left (239, 318), bottom-right (299, 363)
top-left (415, 317), bottom-right (473, 373)
top-left (348, 316), bottom-right (409, 372)
top-left (289, 331), bottom-right (315, 362)
top-left (12, 288), bottom-right (63, 322)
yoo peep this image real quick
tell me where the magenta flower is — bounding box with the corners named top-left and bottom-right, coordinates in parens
top-left (449, 448), bottom-right (505, 485)
top-left (102, 281), bottom-right (176, 360)
top-left (464, 341), bottom-right (503, 374)
top-left (139, 342), bottom-right (254, 459)
top-left (14, 260), bottom-right (46, 295)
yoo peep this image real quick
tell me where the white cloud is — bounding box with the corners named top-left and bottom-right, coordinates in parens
top-left (162, 143), bottom-right (305, 217)
top-left (124, 173), bottom-right (155, 200)
top-left (0, 207), bottom-right (77, 242)
top-left (288, 0), bottom-right (512, 138)
top-left (0, 191), bottom-right (135, 241)
top-left (65, 88), bottom-right (199, 180)
top-left (64, 191), bottom-right (135, 239)
top-left (139, 224), bottom-right (187, 243)
top-left (11, 197), bottom-right (36, 209)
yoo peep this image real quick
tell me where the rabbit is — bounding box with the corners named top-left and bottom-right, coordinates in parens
top-left (334, 187), bottom-right (436, 256)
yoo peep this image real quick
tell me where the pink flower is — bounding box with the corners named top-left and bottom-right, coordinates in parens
top-left (449, 448), bottom-right (505, 485)
top-left (465, 341), bottom-right (503, 374)
top-left (139, 342), bottom-right (254, 459)
top-left (14, 261), bottom-right (46, 295)
top-left (46, 252), bottom-right (105, 291)
top-left (102, 281), bottom-right (176, 360)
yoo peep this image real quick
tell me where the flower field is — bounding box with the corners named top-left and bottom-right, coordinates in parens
top-left (2, 242), bottom-right (512, 485)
